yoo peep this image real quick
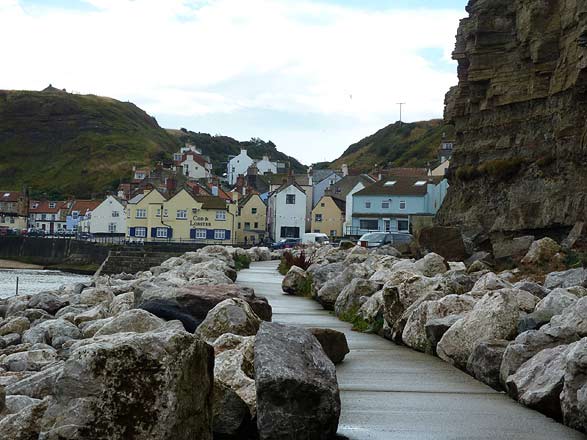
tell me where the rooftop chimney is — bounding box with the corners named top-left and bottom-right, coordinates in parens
top-left (212, 185), bottom-right (219, 197)
top-left (342, 164), bottom-right (349, 177)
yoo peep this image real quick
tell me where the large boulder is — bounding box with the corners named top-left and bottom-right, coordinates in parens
top-left (93, 309), bottom-right (170, 337)
top-left (470, 272), bottom-right (511, 293)
top-left (138, 299), bottom-right (200, 333)
top-left (0, 317), bottom-right (30, 337)
top-left (414, 253), bottom-right (448, 277)
top-left (308, 328), bottom-right (350, 364)
top-left (281, 266), bottom-right (311, 296)
top-left (425, 315), bottom-right (463, 355)
top-left (213, 334), bottom-right (256, 414)
top-left (561, 337), bottom-right (587, 432)
top-left (402, 295), bottom-right (476, 354)
top-left (138, 284), bottom-right (272, 324)
top-left (506, 344), bottom-right (574, 421)
top-left (27, 292), bottom-right (68, 316)
top-left (520, 237), bottom-right (561, 265)
top-left (492, 235), bottom-right (534, 260)
top-left (544, 268), bottom-right (587, 290)
top-left (41, 330), bottom-right (214, 439)
top-left (5, 362), bottom-right (64, 399)
top-left (196, 298), bottom-right (261, 344)
top-left (416, 226), bottom-right (467, 261)
top-left (22, 319), bottom-right (81, 349)
top-left (334, 279), bottom-right (382, 319)
top-left (0, 397), bottom-right (49, 440)
top-left (306, 262), bottom-right (344, 293)
top-left (254, 322), bottom-right (340, 439)
top-left (466, 339), bottom-right (509, 391)
top-left (1, 348), bottom-right (58, 372)
top-left (212, 381), bottom-right (252, 438)
top-left (534, 289), bottom-right (578, 321)
top-left (437, 289), bottom-right (520, 370)
top-left (316, 263), bottom-right (373, 310)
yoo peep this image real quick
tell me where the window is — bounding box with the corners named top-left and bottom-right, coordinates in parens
top-left (399, 200), bottom-right (406, 210)
top-left (108, 223), bottom-right (117, 233)
top-left (136, 209), bottom-right (147, 219)
top-left (286, 194), bottom-right (296, 204)
top-left (156, 208), bottom-right (161, 217)
top-left (164, 209), bottom-right (168, 217)
top-left (195, 229), bottom-right (207, 239)
top-left (330, 230), bottom-right (337, 237)
top-left (126, 209), bottom-right (130, 218)
top-left (281, 226), bottom-right (300, 238)
top-left (72, 211), bottom-right (79, 219)
top-left (251, 207), bottom-right (257, 214)
top-left (135, 227), bottom-right (147, 238)
top-left (49, 202), bottom-right (56, 208)
top-left (314, 229), bottom-right (320, 233)
top-left (398, 219), bottom-right (410, 232)
top-left (231, 167), bottom-right (235, 173)
top-left (365, 201), bottom-right (371, 209)
top-left (41, 214), bottom-right (46, 220)
top-left (32, 203), bottom-right (39, 209)
top-left (237, 222), bottom-right (241, 229)
top-left (177, 210), bottom-right (187, 220)
top-left (174, 153), bottom-right (182, 161)
top-left (214, 229), bottom-right (226, 240)
top-left (112, 211), bottom-right (120, 217)
top-left (382, 201), bottom-right (390, 209)
top-left (415, 181), bottom-right (427, 186)
top-left (216, 210), bottom-right (226, 221)
top-left (315, 214), bottom-right (323, 222)
top-left (360, 219), bottom-right (379, 230)
top-left (254, 222), bottom-right (258, 229)
top-left (321, 202), bottom-right (325, 207)
top-left (244, 222), bottom-right (251, 229)
top-left (384, 181), bottom-right (396, 187)
top-left (156, 228), bottom-right (168, 238)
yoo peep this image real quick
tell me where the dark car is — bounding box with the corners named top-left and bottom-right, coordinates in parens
top-left (25, 228), bottom-right (46, 237)
top-left (357, 232), bottom-right (414, 248)
top-left (271, 238), bottom-right (301, 250)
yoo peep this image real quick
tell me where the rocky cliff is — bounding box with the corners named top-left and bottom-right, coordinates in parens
top-left (436, 0), bottom-right (587, 240)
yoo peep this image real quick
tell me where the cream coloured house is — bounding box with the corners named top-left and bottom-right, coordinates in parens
top-left (311, 195), bottom-right (345, 238)
top-left (236, 193), bottom-right (267, 245)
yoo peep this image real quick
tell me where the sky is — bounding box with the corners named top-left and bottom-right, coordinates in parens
top-left (0, 0), bottom-right (466, 165)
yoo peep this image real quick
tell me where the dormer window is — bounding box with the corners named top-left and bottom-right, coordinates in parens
top-left (49, 202), bottom-right (56, 208)
top-left (32, 203), bottom-right (39, 209)
top-left (415, 181), bottom-right (427, 186)
top-left (383, 181), bottom-right (396, 187)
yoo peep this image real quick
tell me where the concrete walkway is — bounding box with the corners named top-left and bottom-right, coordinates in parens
top-left (237, 261), bottom-right (585, 440)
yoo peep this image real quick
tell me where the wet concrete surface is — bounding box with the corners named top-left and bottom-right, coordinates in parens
top-left (237, 261), bottom-right (585, 440)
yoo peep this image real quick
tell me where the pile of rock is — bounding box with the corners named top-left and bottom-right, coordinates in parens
top-left (281, 240), bottom-right (587, 433)
top-left (0, 245), bottom-right (340, 439)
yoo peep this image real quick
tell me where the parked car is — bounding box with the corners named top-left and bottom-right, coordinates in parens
top-left (271, 238), bottom-right (301, 250)
top-left (302, 233), bottom-right (330, 245)
top-left (77, 232), bottom-right (93, 240)
top-left (25, 228), bottom-right (46, 237)
top-left (357, 232), bottom-right (414, 248)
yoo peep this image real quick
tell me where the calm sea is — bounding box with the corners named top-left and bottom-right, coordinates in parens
top-left (0, 269), bottom-right (91, 299)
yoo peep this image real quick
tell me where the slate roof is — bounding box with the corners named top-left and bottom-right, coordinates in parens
top-left (325, 175), bottom-right (376, 199)
top-left (354, 176), bottom-right (440, 197)
top-left (29, 200), bottom-right (68, 213)
top-left (69, 200), bottom-right (101, 215)
top-left (0, 191), bottom-right (21, 203)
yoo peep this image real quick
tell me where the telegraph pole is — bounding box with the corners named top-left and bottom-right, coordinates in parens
top-left (397, 102), bottom-right (406, 126)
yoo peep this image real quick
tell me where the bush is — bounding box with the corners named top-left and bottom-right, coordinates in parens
top-left (278, 250), bottom-right (313, 275)
top-left (234, 254), bottom-right (251, 271)
top-left (565, 251), bottom-right (587, 268)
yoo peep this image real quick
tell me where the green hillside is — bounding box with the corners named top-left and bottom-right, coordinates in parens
top-left (330, 119), bottom-right (452, 172)
top-left (169, 129), bottom-right (306, 175)
top-left (0, 88), bottom-right (180, 197)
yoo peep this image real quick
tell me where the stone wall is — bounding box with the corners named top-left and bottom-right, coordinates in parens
top-left (436, 0), bottom-right (587, 241)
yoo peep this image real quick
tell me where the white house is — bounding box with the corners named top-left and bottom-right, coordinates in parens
top-left (256, 155), bottom-right (278, 175)
top-left (227, 149), bottom-right (255, 185)
top-left (267, 181), bottom-right (306, 241)
top-left (178, 151), bottom-right (212, 180)
top-left (345, 181), bottom-right (368, 234)
top-left (78, 196), bottom-right (126, 235)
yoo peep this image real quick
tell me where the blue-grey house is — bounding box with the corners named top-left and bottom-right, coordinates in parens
top-left (349, 176), bottom-right (448, 235)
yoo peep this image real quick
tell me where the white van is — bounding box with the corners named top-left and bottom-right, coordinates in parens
top-left (302, 233), bottom-right (330, 245)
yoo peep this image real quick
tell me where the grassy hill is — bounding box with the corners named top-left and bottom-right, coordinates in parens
top-left (0, 88), bottom-right (180, 198)
top-left (330, 119), bottom-right (453, 172)
top-left (169, 129), bottom-right (306, 175)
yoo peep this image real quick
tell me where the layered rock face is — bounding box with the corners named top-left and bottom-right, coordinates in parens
top-left (437, 0), bottom-right (587, 237)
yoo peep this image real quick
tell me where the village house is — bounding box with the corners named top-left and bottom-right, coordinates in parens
top-left (311, 195), bottom-right (346, 238)
top-left (125, 188), bottom-right (237, 243)
top-left (236, 193), bottom-right (267, 245)
top-left (226, 149), bottom-right (285, 185)
top-left (350, 175), bottom-right (448, 236)
top-left (29, 200), bottom-right (69, 233)
top-left (66, 200), bottom-right (101, 231)
top-left (0, 191), bottom-right (29, 230)
top-left (310, 167), bottom-right (345, 207)
top-left (267, 178), bottom-right (306, 241)
top-left (173, 145), bottom-right (212, 180)
top-left (266, 172), bottom-right (313, 232)
top-left (77, 195), bottom-right (126, 235)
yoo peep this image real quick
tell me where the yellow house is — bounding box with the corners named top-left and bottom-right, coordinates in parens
top-left (236, 193), bottom-right (267, 245)
top-left (126, 188), bottom-right (237, 242)
top-left (311, 196), bottom-right (346, 238)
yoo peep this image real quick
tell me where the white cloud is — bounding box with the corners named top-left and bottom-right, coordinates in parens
top-left (0, 0), bottom-right (462, 163)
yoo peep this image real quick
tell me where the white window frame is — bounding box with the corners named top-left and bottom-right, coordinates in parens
top-left (195, 229), bottom-right (206, 240)
top-left (365, 201), bottom-right (371, 209)
top-left (214, 229), bottom-right (226, 240)
top-left (177, 209), bottom-right (187, 220)
top-left (112, 210), bottom-right (120, 217)
top-left (286, 194), bottom-right (296, 205)
top-left (399, 200), bottom-right (406, 210)
top-left (156, 228), bottom-right (168, 238)
top-left (136, 208), bottom-right (147, 219)
top-left (315, 214), bottom-right (323, 222)
top-left (135, 227), bottom-right (147, 238)
top-left (382, 201), bottom-right (390, 209)
top-left (108, 223), bottom-right (117, 233)
top-left (216, 210), bottom-right (226, 221)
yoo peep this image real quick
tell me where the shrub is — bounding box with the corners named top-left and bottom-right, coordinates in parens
top-left (234, 254), bottom-right (251, 271)
top-left (478, 158), bottom-right (525, 180)
top-left (565, 251), bottom-right (587, 269)
top-left (278, 250), bottom-right (313, 275)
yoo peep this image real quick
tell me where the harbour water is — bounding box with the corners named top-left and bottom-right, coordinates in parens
top-left (0, 269), bottom-right (90, 299)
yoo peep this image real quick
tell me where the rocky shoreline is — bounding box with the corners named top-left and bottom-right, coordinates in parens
top-left (0, 246), bottom-right (343, 439)
top-left (282, 240), bottom-right (587, 434)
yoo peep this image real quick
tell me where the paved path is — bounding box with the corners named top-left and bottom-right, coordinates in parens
top-left (237, 261), bottom-right (585, 440)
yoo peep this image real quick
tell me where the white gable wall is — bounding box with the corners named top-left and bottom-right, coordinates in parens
top-left (89, 196), bottom-right (126, 234)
